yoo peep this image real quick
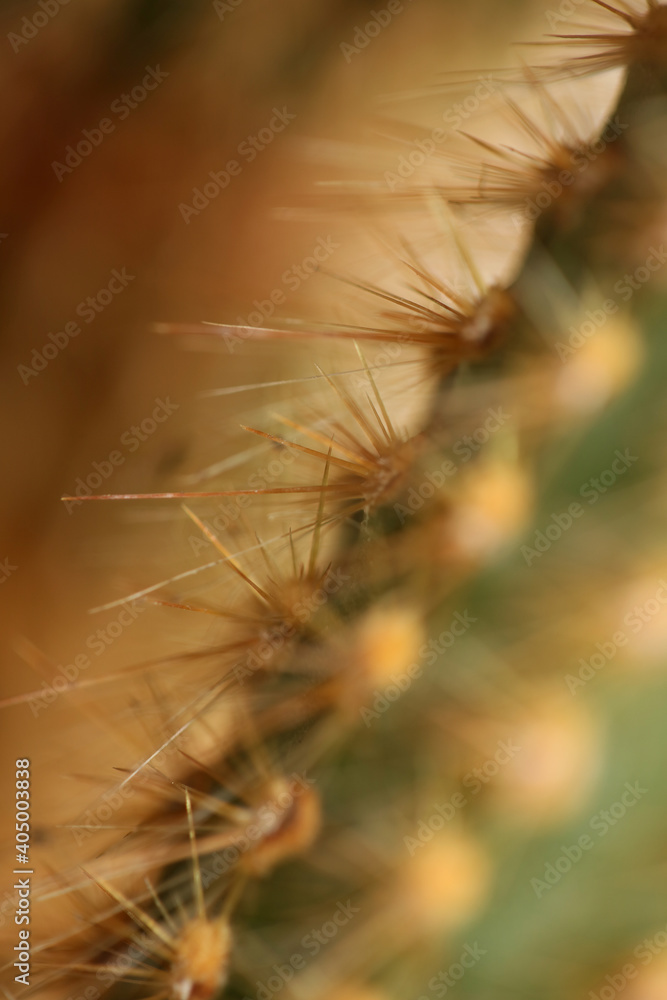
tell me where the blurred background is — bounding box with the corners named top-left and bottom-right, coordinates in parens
top-left (0, 0), bottom-right (550, 640)
top-left (2, 1), bottom-right (667, 999)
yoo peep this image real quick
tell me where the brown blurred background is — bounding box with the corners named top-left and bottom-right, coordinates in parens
top-left (0, 0), bottom-right (547, 644)
top-left (0, 0), bottom-right (554, 978)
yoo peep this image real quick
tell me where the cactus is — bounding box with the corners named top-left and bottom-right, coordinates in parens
top-left (3, 3), bottom-right (667, 1000)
